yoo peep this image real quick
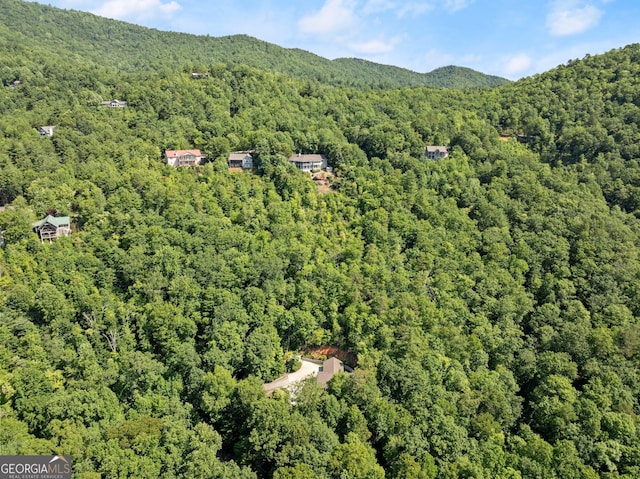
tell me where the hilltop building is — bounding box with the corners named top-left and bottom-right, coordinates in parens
top-left (165, 149), bottom-right (205, 167)
top-left (100, 99), bottom-right (127, 108)
top-left (263, 357), bottom-right (349, 394)
top-left (228, 151), bottom-right (254, 170)
top-left (33, 215), bottom-right (71, 243)
top-left (289, 153), bottom-right (328, 172)
top-left (425, 146), bottom-right (449, 160)
top-left (38, 126), bottom-right (55, 137)
top-left (316, 357), bottom-right (345, 388)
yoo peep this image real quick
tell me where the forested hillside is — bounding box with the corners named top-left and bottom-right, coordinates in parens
top-left (1, 1), bottom-right (640, 477)
top-left (0, 0), bottom-right (507, 89)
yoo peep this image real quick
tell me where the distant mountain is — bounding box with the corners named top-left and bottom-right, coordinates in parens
top-left (0, 0), bottom-right (508, 89)
top-left (330, 58), bottom-right (508, 88)
top-left (425, 65), bottom-right (510, 88)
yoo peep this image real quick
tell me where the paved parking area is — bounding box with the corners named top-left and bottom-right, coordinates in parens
top-left (263, 359), bottom-right (321, 393)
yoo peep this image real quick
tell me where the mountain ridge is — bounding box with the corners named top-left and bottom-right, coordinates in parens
top-left (0, 0), bottom-right (509, 89)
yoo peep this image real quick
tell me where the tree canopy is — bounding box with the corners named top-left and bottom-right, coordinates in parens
top-left (1, 2), bottom-right (640, 477)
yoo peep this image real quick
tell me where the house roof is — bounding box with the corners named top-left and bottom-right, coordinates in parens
top-left (289, 154), bottom-right (327, 163)
top-left (39, 126), bottom-right (55, 132)
top-left (101, 99), bottom-right (127, 105)
top-left (165, 149), bottom-right (202, 158)
top-left (228, 151), bottom-right (253, 161)
top-left (426, 146), bottom-right (448, 153)
top-left (33, 215), bottom-right (70, 229)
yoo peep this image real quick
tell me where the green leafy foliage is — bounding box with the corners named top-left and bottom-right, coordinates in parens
top-left (0, 2), bottom-right (640, 477)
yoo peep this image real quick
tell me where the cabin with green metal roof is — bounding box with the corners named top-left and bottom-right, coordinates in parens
top-left (33, 215), bottom-right (71, 243)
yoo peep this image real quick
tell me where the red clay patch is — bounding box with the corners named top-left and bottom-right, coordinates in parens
top-left (302, 345), bottom-right (357, 367)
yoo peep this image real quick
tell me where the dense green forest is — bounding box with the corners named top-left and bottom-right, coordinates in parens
top-left (0, 0), bottom-right (507, 89)
top-left (1, 1), bottom-right (640, 478)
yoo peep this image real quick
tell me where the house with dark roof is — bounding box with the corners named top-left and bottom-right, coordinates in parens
top-left (38, 126), bottom-right (55, 137)
top-left (289, 153), bottom-right (328, 172)
top-left (425, 146), bottom-right (449, 160)
top-left (33, 215), bottom-right (71, 243)
top-left (165, 149), bottom-right (205, 167)
top-left (228, 151), bottom-right (254, 170)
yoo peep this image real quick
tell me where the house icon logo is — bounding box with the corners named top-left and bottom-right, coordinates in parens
top-left (0, 455), bottom-right (72, 478)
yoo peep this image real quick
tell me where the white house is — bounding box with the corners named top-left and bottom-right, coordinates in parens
top-left (38, 126), bottom-right (55, 137)
top-left (289, 153), bottom-right (328, 172)
top-left (100, 99), bottom-right (128, 108)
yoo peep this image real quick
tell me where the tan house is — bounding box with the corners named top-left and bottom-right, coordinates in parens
top-left (263, 356), bottom-right (348, 393)
top-left (316, 357), bottom-right (345, 388)
top-left (228, 151), bottom-right (254, 170)
top-left (425, 146), bottom-right (449, 160)
top-left (289, 153), bottom-right (328, 172)
top-left (38, 126), bottom-right (55, 137)
top-left (33, 215), bottom-right (71, 243)
top-left (165, 149), bottom-right (205, 167)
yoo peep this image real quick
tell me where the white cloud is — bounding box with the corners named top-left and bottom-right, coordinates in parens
top-left (349, 36), bottom-right (402, 54)
top-left (503, 53), bottom-right (533, 77)
top-left (398, 3), bottom-right (435, 18)
top-left (298, 0), bottom-right (358, 36)
top-left (546, 1), bottom-right (604, 36)
top-left (363, 0), bottom-right (463, 18)
top-left (444, 0), bottom-right (474, 12)
top-left (363, 0), bottom-right (397, 15)
top-left (93, 0), bottom-right (180, 21)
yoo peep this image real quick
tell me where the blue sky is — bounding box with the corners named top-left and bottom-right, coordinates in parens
top-left (31, 0), bottom-right (640, 79)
